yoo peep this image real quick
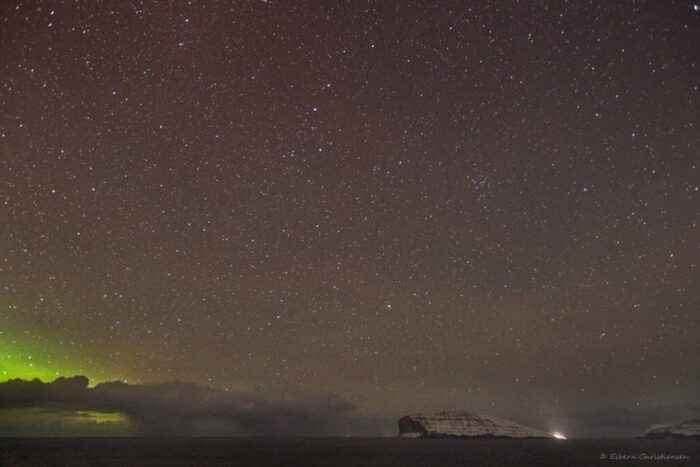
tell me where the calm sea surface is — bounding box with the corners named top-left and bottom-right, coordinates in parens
top-left (1, 437), bottom-right (698, 466)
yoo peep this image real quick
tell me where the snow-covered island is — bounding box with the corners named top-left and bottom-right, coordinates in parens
top-left (644, 419), bottom-right (700, 439)
top-left (398, 411), bottom-right (555, 439)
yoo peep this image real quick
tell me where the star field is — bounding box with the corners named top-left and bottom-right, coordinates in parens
top-left (1, 0), bottom-right (699, 433)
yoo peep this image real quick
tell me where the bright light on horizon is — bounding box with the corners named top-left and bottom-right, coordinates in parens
top-left (552, 432), bottom-right (567, 440)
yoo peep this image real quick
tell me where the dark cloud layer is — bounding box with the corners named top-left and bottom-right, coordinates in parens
top-left (0, 377), bottom-right (389, 436)
top-left (1, 377), bottom-right (697, 438)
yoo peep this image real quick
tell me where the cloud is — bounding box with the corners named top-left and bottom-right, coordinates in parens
top-left (0, 408), bottom-right (134, 437)
top-left (8, 378), bottom-right (693, 438)
top-left (0, 377), bottom-right (387, 436)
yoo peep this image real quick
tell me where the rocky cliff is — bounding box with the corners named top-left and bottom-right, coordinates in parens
top-left (644, 419), bottom-right (700, 439)
top-left (398, 411), bottom-right (555, 439)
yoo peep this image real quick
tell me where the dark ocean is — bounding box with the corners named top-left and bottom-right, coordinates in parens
top-left (1, 437), bottom-right (698, 467)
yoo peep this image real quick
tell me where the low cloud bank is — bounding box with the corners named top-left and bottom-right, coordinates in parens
top-left (2, 377), bottom-right (694, 437)
top-left (0, 376), bottom-right (388, 436)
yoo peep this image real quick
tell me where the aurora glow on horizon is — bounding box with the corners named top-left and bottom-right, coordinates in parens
top-left (1, 0), bottom-right (699, 439)
top-left (0, 321), bottom-right (119, 384)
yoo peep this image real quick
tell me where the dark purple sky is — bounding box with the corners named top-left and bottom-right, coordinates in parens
top-left (1, 0), bottom-right (698, 436)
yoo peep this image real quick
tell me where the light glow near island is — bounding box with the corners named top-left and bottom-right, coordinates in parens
top-left (552, 432), bottom-right (567, 440)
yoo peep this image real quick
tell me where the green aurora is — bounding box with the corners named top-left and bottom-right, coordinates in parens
top-left (0, 326), bottom-right (135, 436)
top-left (0, 323), bottom-right (119, 384)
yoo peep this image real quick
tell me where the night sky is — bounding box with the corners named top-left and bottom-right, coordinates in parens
top-left (1, 0), bottom-right (699, 437)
